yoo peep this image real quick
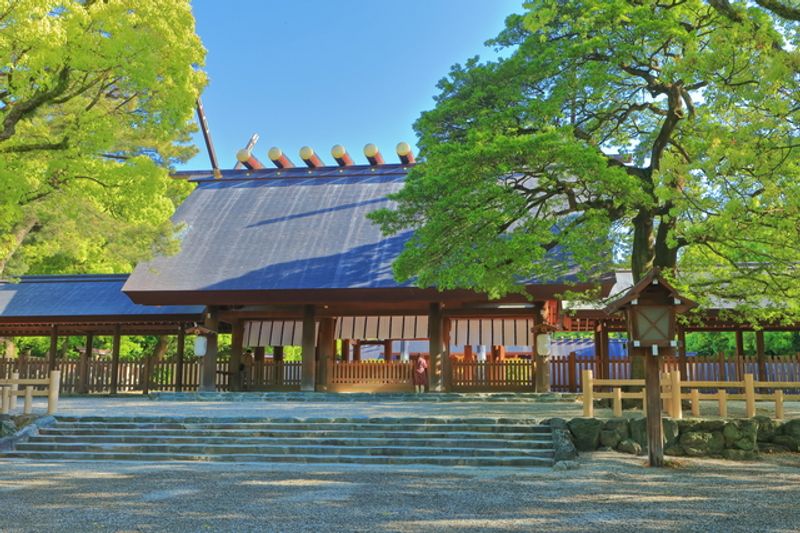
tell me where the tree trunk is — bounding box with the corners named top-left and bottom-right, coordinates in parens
top-left (151, 336), bottom-right (170, 361)
top-left (0, 217), bottom-right (39, 277)
top-left (631, 210), bottom-right (654, 283)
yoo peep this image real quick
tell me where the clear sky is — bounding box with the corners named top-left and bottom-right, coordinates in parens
top-left (184, 0), bottom-right (523, 170)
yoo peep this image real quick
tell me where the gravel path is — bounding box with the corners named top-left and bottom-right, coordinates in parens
top-left (1, 453), bottom-right (799, 532)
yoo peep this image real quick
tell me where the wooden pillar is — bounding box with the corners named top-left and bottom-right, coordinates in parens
top-left (342, 339), bottom-right (350, 362)
top-left (678, 326), bottom-right (688, 379)
top-left (254, 346), bottom-right (265, 362)
top-left (443, 318), bottom-right (452, 391)
top-left (597, 321), bottom-right (610, 380)
top-left (79, 332), bottom-right (93, 394)
top-left (199, 307), bottom-right (219, 392)
top-left (533, 307), bottom-right (550, 393)
top-left (463, 345), bottom-right (474, 361)
top-left (756, 330), bottom-right (766, 381)
top-left (317, 317), bottom-right (335, 391)
top-left (110, 325), bottom-right (121, 395)
top-left (48, 325), bottom-right (59, 371)
top-left (301, 305), bottom-right (316, 392)
top-left (272, 345), bottom-right (284, 387)
top-left (352, 341), bottom-right (361, 362)
top-left (644, 346), bottom-right (664, 467)
top-left (383, 339), bottom-right (393, 362)
top-left (228, 319), bottom-right (244, 392)
top-left (175, 326), bottom-right (185, 393)
top-left (428, 302), bottom-right (444, 392)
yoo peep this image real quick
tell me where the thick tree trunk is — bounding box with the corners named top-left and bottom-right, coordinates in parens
top-left (0, 217), bottom-right (39, 277)
top-left (151, 336), bottom-right (170, 361)
top-left (631, 210), bottom-right (654, 283)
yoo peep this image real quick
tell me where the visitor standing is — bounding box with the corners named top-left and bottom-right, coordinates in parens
top-left (413, 355), bottom-right (428, 393)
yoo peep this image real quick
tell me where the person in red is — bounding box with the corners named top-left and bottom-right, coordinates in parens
top-left (413, 355), bottom-right (428, 393)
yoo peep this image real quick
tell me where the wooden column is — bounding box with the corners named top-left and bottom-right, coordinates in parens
top-left (383, 339), bottom-right (393, 362)
top-left (79, 333), bottom-right (93, 394)
top-left (644, 346), bottom-right (664, 467)
top-left (273, 345), bottom-right (284, 387)
top-left (735, 330), bottom-right (745, 357)
top-left (533, 307), bottom-right (550, 393)
top-left (596, 322), bottom-right (610, 380)
top-left (110, 325), bottom-right (121, 395)
top-left (442, 318), bottom-right (452, 391)
top-left (228, 319), bottom-right (244, 392)
top-left (428, 302), bottom-right (444, 392)
top-left (756, 330), bottom-right (766, 381)
top-left (175, 326), bottom-right (185, 393)
top-left (341, 339), bottom-right (350, 362)
top-left (317, 317), bottom-right (335, 391)
top-left (463, 345), bottom-right (474, 361)
top-left (301, 305), bottom-right (316, 392)
top-left (678, 326), bottom-right (688, 379)
top-left (254, 346), bottom-right (265, 362)
top-left (48, 325), bottom-right (59, 371)
top-left (199, 308), bottom-right (219, 392)
top-left (352, 341), bottom-right (361, 362)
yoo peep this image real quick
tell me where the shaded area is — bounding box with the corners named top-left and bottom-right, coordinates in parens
top-left (1, 453), bottom-right (799, 532)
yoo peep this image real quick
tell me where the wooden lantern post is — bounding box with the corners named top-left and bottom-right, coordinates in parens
top-left (605, 268), bottom-right (697, 467)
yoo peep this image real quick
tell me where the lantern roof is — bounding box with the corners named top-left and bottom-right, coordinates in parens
top-left (604, 268), bottom-right (698, 315)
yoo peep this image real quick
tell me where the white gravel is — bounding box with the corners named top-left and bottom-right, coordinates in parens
top-left (1, 452), bottom-right (799, 532)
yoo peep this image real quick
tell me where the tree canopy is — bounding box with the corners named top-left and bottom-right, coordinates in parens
top-left (371, 0), bottom-right (800, 324)
top-left (0, 0), bottom-right (205, 276)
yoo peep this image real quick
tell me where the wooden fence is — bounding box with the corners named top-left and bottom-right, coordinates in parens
top-left (244, 361), bottom-right (302, 391)
top-left (327, 361), bottom-right (413, 392)
top-left (0, 370), bottom-right (60, 415)
top-left (582, 369), bottom-right (800, 420)
top-left (450, 360), bottom-right (535, 392)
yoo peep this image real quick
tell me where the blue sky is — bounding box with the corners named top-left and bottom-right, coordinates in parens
top-left (184, 0), bottom-right (523, 170)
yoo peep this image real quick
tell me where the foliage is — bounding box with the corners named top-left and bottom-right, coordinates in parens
top-left (0, 0), bottom-right (205, 275)
top-left (370, 0), bottom-right (800, 325)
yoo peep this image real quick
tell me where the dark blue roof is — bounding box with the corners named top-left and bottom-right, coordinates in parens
top-left (124, 165), bottom-right (415, 293)
top-left (0, 275), bottom-right (204, 319)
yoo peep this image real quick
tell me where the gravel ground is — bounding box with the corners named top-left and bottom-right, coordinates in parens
top-left (1, 453), bottom-right (799, 532)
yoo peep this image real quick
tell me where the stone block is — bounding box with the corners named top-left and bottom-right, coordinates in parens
top-left (617, 438), bottom-right (642, 455)
top-left (567, 418), bottom-right (604, 451)
top-left (600, 429), bottom-right (621, 449)
top-left (680, 431), bottom-right (712, 457)
top-left (753, 416), bottom-right (777, 442)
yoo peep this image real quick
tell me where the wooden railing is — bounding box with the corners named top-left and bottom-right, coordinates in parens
top-left (582, 369), bottom-right (800, 420)
top-left (327, 361), bottom-right (413, 392)
top-left (0, 370), bottom-right (60, 415)
top-left (244, 361), bottom-right (302, 390)
top-left (450, 360), bottom-right (535, 392)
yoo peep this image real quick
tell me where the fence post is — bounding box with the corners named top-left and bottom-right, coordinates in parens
top-left (671, 370), bottom-right (682, 420)
top-left (774, 389), bottom-right (784, 420)
top-left (143, 356), bottom-right (153, 395)
top-left (0, 386), bottom-right (8, 414)
top-left (744, 373), bottom-right (756, 418)
top-left (691, 388), bottom-right (700, 417)
top-left (718, 389), bottom-right (727, 418)
top-left (582, 369), bottom-right (593, 417)
top-left (661, 371), bottom-right (671, 416)
top-left (10, 371), bottom-right (18, 410)
top-left (24, 386), bottom-right (33, 415)
top-left (568, 351), bottom-right (577, 392)
top-left (47, 370), bottom-right (60, 415)
top-left (613, 387), bottom-right (622, 417)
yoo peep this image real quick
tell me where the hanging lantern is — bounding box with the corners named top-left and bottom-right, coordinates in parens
top-left (185, 324), bottom-right (217, 357)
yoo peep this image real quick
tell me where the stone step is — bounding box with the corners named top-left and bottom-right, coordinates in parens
top-left (54, 416), bottom-right (543, 424)
top-left (28, 434), bottom-right (554, 449)
top-left (2, 450), bottom-right (554, 467)
top-left (39, 428), bottom-right (549, 440)
top-left (49, 421), bottom-right (551, 434)
top-left (15, 441), bottom-right (555, 458)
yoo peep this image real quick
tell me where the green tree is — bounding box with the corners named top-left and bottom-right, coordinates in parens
top-left (371, 0), bottom-right (800, 325)
top-left (0, 0), bottom-right (205, 275)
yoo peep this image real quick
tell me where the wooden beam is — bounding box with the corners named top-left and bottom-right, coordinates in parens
top-left (254, 346), bottom-right (265, 363)
top-left (273, 345), bottom-right (283, 362)
top-left (199, 308), bottom-right (219, 392)
top-left (383, 339), bottom-right (393, 362)
top-left (533, 305), bottom-right (550, 392)
top-left (301, 305), bottom-right (316, 392)
top-left (352, 341), bottom-right (361, 362)
top-left (341, 339), bottom-right (350, 362)
top-left (678, 326), bottom-right (687, 379)
top-left (175, 325), bottom-right (185, 393)
top-left (228, 319), bottom-right (244, 392)
top-left (110, 324), bottom-right (121, 395)
top-left (644, 346), bottom-right (664, 467)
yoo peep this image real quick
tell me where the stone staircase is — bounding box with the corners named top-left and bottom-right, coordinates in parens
top-left (3, 416), bottom-right (555, 467)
